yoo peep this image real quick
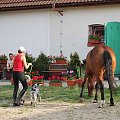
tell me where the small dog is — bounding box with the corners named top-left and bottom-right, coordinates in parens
top-left (19, 75), bottom-right (31, 104)
top-left (30, 83), bottom-right (41, 107)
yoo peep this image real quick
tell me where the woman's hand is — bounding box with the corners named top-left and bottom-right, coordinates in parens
top-left (28, 63), bottom-right (32, 66)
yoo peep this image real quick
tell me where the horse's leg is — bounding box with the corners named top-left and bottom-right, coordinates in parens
top-left (87, 78), bottom-right (94, 97)
top-left (93, 82), bottom-right (99, 103)
top-left (108, 75), bottom-right (114, 106)
top-left (109, 86), bottom-right (114, 106)
top-left (79, 75), bottom-right (87, 103)
top-left (98, 79), bottom-right (105, 108)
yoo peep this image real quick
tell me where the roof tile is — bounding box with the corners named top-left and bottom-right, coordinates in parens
top-left (0, 0), bottom-right (119, 10)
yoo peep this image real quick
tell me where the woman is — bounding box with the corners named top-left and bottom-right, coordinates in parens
top-left (12, 46), bottom-right (32, 106)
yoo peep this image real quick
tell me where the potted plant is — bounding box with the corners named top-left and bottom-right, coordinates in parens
top-left (89, 35), bottom-right (101, 43)
top-left (0, 54), bottom-right (8, 63)
top-left (66, 76), bottom-right (77, 87)
top-left (76, 77), bottom-right (83, 87)
top-left (49, 75), bottom-right (62, 87)
top-left (55, 55), bottom-right (67, 64)
top-left (31, 71), bottom-right (45, 86)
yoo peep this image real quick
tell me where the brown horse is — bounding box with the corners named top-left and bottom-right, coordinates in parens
top-left (80, 45), bottom-right (116, 108)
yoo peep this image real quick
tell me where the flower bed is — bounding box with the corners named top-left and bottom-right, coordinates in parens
top-left (48, 75), bottom-right (62, 87)
top-left (32, 75), bottom-right (44, 86)
top-left (48, 55), bottom-right (67, 64)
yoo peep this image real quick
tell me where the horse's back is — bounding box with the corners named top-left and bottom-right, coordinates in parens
top-left (86, 46), bottom-right (105, 75)
top-left (86, 45), bottom-right (116, 76)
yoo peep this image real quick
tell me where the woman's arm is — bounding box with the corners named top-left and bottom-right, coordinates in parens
top-left (22, 55), bottom-right (32, 69)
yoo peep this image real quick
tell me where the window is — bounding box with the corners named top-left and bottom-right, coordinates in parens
top-left (88, 24), bottom-right (104, 46)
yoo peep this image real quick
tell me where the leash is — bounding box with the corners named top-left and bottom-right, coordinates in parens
top-left (25, 65), bottom-right (33, 82)
top-left (28, 64), bottom-right (33, 78)
top-left (29, 65), bottom-right (33, 75)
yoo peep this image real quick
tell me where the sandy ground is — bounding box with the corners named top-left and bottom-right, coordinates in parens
top-left (0, 101), bottom-right (120, 120)
top-left (0, 80), bottom-right (120, 120)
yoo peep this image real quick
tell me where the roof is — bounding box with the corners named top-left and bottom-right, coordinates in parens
top-left (0, 0), bottom-right (120, 11)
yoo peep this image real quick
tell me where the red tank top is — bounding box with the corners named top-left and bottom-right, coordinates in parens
top-left (13, 54), bottom-right (24, 71)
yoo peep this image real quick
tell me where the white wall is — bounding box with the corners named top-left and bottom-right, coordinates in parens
top-left (0, 9), bottom-right (50, 57)
top-left (49, 4), bottom-right (120, 60)
top-left (0, 4), bottom-right (120, 60)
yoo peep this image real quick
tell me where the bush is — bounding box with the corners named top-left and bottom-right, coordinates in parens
top-left (69, 52), bottom-right (81, 78)
top-left (33, 52), bottom-right (49, 74)
top-left (25, 53), bottom-right (35, 72)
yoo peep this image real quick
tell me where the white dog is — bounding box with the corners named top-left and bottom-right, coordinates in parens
top-left (30, 83), bottom-right (41, 107)
top-left (19, 75), bottom-right (31, 104)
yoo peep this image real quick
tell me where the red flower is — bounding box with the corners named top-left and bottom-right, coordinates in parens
top-left (32, 76), bottom-right (38, 80)
top-left (48, 77), bottom-right (51, 80)
top-left (31, 71), bottom-right (34, 74)
top-left (36, 71), bottom-right (39, 74)
top-left (38, 75), bottom-right (44, 80)
top-left (51, 75), bottom-right (56, 80)
top-left (56, 76), bottom-right (60, 80)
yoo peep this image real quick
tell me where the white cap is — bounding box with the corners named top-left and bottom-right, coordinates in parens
top-left (19, 46), bottom-right (26, 52)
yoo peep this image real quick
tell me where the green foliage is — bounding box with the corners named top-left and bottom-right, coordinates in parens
top-left (0, 85), bottom-right (120, 106)
top-left (25, 53), bottom-right (35, 72)
top-left (49, 79), bottom-right (62, 83)
top-left (90, 35), bottom-right (101, 41)
top-left (0, 54), bottom-right (8, 60)
top-left (68, 77), bottom-right (75, 80)
top-left (55, 56), bottom-right (67, 60)
top-left (25, 52), bottom-right (35, 63)
top-left (33, 52), bottom-right (49, 72)
top-left (69, 52), bottom-right (81, 78)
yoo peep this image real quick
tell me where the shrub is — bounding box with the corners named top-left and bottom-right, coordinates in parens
top-left (25, 53), bottom-right (35, 72)
top-left (69, 52), bottom-right (81, 78)
top-left (33, 52), bottom-right (49, 74)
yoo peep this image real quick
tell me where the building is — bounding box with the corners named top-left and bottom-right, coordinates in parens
top-left (0, 0), bottom-right (120, 60)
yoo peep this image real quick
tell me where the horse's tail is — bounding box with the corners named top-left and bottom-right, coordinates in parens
top-left (103, 51), bottom-right (113, 89)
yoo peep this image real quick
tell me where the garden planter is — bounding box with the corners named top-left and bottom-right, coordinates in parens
top-left (66, 80), bottom-right (76, 87)
top-left (10, 78), bottom-right (14, 85)
top-left (32, 81), bottom-right (45, 86)
top-left (49, 82), bottom-right (62, 87)
top-left (90, 39), bottom-right (100, 44)
top-left (76, 79), bottom-right (83, 87)
top-left (56, 60), bottom-right (66, 64)
top-left (27, 80), bottom-right (32, 86)
top-left (0, 60), bottom-right (7, 64)
top-left (61, 76), bottom-right (68, 81)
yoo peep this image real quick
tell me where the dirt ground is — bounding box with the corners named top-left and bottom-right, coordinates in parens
top-left (0, 101), bottom-right (120, 120)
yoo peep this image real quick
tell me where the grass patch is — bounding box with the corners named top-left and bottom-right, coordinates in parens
top-left (0, 85), bottom-right (120, 106)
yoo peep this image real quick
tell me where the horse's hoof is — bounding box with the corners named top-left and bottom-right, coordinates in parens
top-left (92, 100), bottom-right (98, 103)
top-left (98, 104), bottom-right (105, 108)
top-left (98, 100), bottom-right (105, 108)
top-left (80, 98), bottom-right (84, 103)
top-left (110, 103), bottom-right (114, 106)
top-left (88, 94), bottom-right (93, 97)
